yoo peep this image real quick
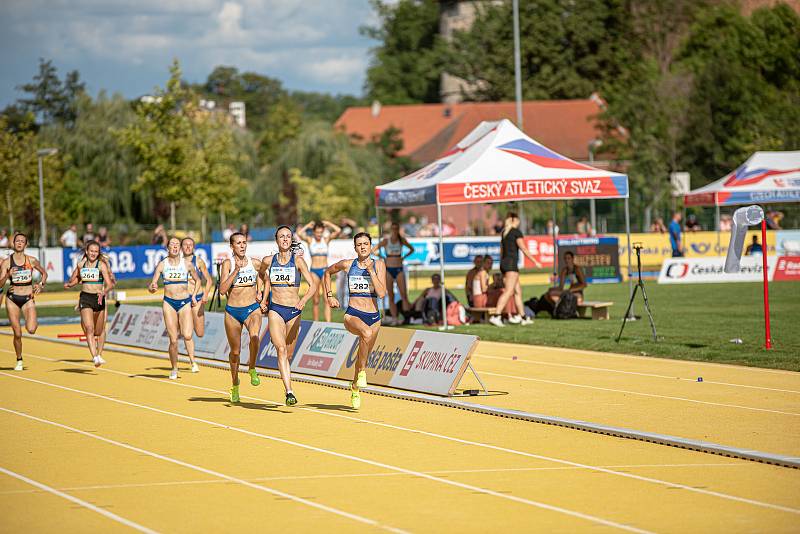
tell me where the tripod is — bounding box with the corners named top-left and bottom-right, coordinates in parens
top-left (616, 245), bottom-right (657, 342)
top-left (207, 260), bottom-right (223, 312)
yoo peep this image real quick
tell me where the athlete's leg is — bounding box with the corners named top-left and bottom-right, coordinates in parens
top-left (311, 273), bottom-right (321, 321)
top-left (513, 278), bottom-right (525, 317)
top-left (493, 272), bottom-right (519, 316)
top-left (80, 308), bottom-right (98, 359)
top-left (285, 315), bottom-right (301, 360)
top-left (6, 301), bottom-right (23, 359)
top-left (343, 315), bottom-right (380, 387)
top-left (192, 299), bottom-right (206, 337)
top-left (243, 309), bottom-right (263, 372)
top-left (94, 308), bottom-right (107, 355)
top-left (268, 311), bottom-right (292, 393)
top-left (178, 304), bottom-right (195, 366)
top-left (224, 313), bottom-right (243, 386)
top-left (320, 275), bottom-right (331, 322)
top-left (162, 302), bottom-right (180, 372)
top-left (395, 271), bottom-right (411, 312)
top-left (22, 300), bottom-right (38, 334)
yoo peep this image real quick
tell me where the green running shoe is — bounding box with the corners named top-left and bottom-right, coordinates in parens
top-left (285, 392), bottom-right (297, 406)
top-left (249, 369), bottom-right (260, 386)
top-left (356, 370), bottom-right (367, 389)
top-left (350, 387), bottom-right (361, 410)
top-left (230, 385), bottom-right (240, 403)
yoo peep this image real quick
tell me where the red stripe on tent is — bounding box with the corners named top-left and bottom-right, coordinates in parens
top-left (438, 177), bottom-right (620, 204)
top-left (499, 149), bottom-right (595, 171)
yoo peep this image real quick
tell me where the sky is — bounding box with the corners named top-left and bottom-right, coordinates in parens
top-left (0, 0), bottom-right (380, 107)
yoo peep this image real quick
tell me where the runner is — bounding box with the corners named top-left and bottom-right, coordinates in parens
top-left (147, 237), bottom-right (202, 379)
top-left (371, 221), bottom-right (414, 325)
top-left (489, 212), bottom-right (540, 327)
top-left (0, 233), bottom-right (47, 371)
top-left (296, 220), bottom-right (341, 322)
top-left (63, 241), bottom-right (114, 366)
top-left (181, 237), bottom-right (213, 337)
top-left (324, 232), bottom-right (386, 409)
top-left (258, 225), bottom-right (318, 406)
top-left (219, 232), bottom-right (264, 403)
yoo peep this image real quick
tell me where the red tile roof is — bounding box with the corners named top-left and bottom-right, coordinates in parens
top-left (334, 98), bottom-right (607, 164)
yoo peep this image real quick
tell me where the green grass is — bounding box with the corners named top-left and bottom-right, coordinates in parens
top-left (4, 281), bottom-right (799, 371)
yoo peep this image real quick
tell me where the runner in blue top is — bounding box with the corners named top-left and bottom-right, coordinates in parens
top-left (148, 236), bottom-right (202, 379)
top-left (324, 232), bottom-right (387, 409)
top-left (219, 232), bottom-right (266, 403)
top-left (296, 219), bottom-right (341, 322)
top-left (258, 225), bottom-right (318, 406)
top-left (181, 237), bottom-right (214, 337)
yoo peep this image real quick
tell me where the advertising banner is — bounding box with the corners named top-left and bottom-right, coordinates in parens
top-left (522, 236), bottom-right (555, 268)
top-left (658, 257), bottom-right (777, 284)
top-left (609, 231), bottom-right (777, 265)
top-left (63, 244), bottom-right (212, 281)
top-left (437, 176), bottom-right (628, 204)
top-left (773, 256), bottom-right (800, 281)
top-left (291, 322), bottom-right (358, 377)
top-left (337, 327), bottom-right (415, 384)
top-left (776, 231), bottom-right (800, 256)
top-left (389, 330), bottom-right (478, 396)
top-left (555, 237), bottom-right (621, 283)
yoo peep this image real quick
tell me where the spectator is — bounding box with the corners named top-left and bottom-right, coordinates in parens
top-left (669, 212), bottom-right (684, 257)
top-left (97, 226), bottom-right (111, 248)
top-left (650, 217), bottom-right (667, 234)
top-left (685, 214), bottom-right (702, 232)
top-left (339, 217), bottom-right (357, 238)
top-left (464, 255), bottom-right (484, 307)
top-left (403, 216), bottom-right (420, 237)
top-left (60, 224), bottom-right (78, 248)
top-left (367, 217), bottom-right (379, 238)
top-left (719, 214), bottom-right (732, 232)
top-left (544, 251), bottom-right (588, 309)
top-left (471, 257), bottom-right (490, 308)
top-left (222, 223), bottom-right (235, 241)
top-left (406, 274), bottom-right (458, 325)
top-left (151, 224), bottom-right (168, 246)
top-left (546, 219), bottom-right (559, 237)
top-left (576, 216), bottom-right (593, 236)
top-left (239, 223), bottom-right (253, 241)
top-left (0, 229), bottom-right (8, 248)
top-left (81, 222), bottom-right (95, 246)
top-left (767, 210), bottom-right (783, 230)
top-left (442, 217), bottom-right (457, 237)
top-left (746, 235), bottom-right (763, 256)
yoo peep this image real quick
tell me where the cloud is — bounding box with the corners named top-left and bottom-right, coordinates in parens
top-left (302, 54), bottom-right (368, 85)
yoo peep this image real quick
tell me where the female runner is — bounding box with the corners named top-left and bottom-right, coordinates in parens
top-left (258, 225), bottom-right (317, 406)
top-left (148, 237), bottom-right (201, 379)
top-left (64, 241), bottom-right (114, 366)
top-left (219, 232), bottom-right (264, 403)
top-left (371, 222), bottom-right (413, 325)
top-left (0, 233), bottom-right (47, 370)
top-left (181, 237), bottom-right (213, 337)
top-left (296, 220), bottom-right (340, 322)
top-left (324, 232), bottom-right (386, 409)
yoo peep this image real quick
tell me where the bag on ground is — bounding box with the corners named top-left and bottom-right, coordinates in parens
top-left (553, 291), bottom-right (578, 320)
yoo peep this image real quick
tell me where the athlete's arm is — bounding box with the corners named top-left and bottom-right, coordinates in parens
top-left (571, 265), bottom-right (587, 293)
top-left (186, 259), bottom-right (201, 305)
top-left (296, 223), bottom-right (313, 244)
top-left (100, 261), bottom-right (114, 297)
top-left (370, 238), bottom-right (386, 257)
top-left (294, 257), bottom-right (317, 310)
top-left (557, 267), bottom-right (567, 291)
top-left (516, 236), bottom-right (542, 268)
top-left (218, 258), bottom-right (239, 296)
top-left (323, 220), bottom-right (342, 240)
top-left (367, 258), bottom-right (387, 299)
top-left (401, 236), bottom-right (415, 259)
top-left (323, 260), bottom-right (346, 309)
top-left (31, 256), bottom-right (47, 294)
top-left (258, 256), bottom-right (272, 312)
top-left (0, 258), bottom-right (11, 289)
top-left (64, 264), bottom-right (81, 289)
top-left (148, 261), bottom-right (163, 293)
top-left (199, 259), bottom-right (213, 302)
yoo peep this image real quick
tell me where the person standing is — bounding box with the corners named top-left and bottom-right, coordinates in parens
top-left (96, 227), bottom-right (111, 248)
top-left (371, 222), bottom-right (414, 325)
top-left (60, 224), bottom-right (78, 248)
top-left (296, 220), bottom-right (341, 322)
top-left (81, 223), bottom-right (95, 247)
top-left (669, 212), bottom-right (684, 257)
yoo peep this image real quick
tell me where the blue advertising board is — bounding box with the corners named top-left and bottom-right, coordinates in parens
top-left (378, 237), bottom-right (502, 269)
top-left (63, 244), bottom-right (213, 281)
top-left (556, 236), bottom-right (621, 283)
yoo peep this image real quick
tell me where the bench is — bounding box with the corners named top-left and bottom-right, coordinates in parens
top-left (576, 301), bottom-right (613, 320)
top-left (467, 307), bottom-right (495, 323)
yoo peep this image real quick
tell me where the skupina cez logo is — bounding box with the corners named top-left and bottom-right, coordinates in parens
top-left (665, 262), bottom-right (689, 278)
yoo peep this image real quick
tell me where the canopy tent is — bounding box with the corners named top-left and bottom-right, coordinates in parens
top-left (684, 151), bottom-right (800, 252)
top-left (374, 118), bottom-right (632, 327)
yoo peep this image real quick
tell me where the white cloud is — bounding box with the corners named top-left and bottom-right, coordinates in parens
top-left (302, 54), bottom-right (368, 85)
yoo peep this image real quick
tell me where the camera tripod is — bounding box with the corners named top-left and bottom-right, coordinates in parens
top-left (616, 244), bottom-right (657, 342)
top-left (207, 260), bottom-right (224, 312)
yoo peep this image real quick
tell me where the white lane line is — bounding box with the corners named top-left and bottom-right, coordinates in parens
top-left (0, 407), bottom-right (403, 533)
top-left (0, 372), bottom-right (653, 533)
top-left (0, 465), bottom-right (159, 534)
top-left (474, 354), bottom-right (800, 395)
top-left (0, 463), bottom-right (747, 496)
top-left (481, 371), bottom-right (800, 417)
top-left (11, 350), bottom-right (797, 516)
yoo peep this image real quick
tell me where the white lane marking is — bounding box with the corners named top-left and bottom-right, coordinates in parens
top-left (11, 349), bottom-right (798, 516)
top-left (0, 465), bottom-right (159, 534)
top-left (474, 354), bottom-right (800, 395)
top-left (0, 372), bottom-right (653, 533)
top-left (0, 407), bottom-right (403, 533)
top-left (481, 371), bottom-right (800, 417)
top-left (0, 463), bottom-right (747, 495)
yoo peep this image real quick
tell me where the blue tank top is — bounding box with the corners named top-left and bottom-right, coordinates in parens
top-left (190, 255), bottom-right (206, 283)
top-left (347, 259), bottom-right (377, 298)
top-left (269, 254), bottom-right (300, 287)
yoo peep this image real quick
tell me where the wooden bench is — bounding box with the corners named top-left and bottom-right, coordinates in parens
top-left (467, 307), bottom-right (495, 323)
top-left (576, 301), bottom-right (613, 320)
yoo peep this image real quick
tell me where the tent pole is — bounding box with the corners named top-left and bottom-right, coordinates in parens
top-left (625, 196), bottom-right (634, 318)
top-left (715, 201), bottom-right (721, 255)
top-left (375, 205), bottom-right (384, 318)
top-left (551, 202), bottom-right (557, 281)
top-left (513, 0), bottom-right (523, 129)
top-left (437, 201), bottom-right (448, 329)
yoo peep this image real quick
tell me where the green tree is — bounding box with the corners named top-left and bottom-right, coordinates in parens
top-left (16, 58), bottom-right (85, 126)
top-left (362, 0), bottom-right (444, 104)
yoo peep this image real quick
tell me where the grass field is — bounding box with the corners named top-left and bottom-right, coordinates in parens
top-left (3, 280), bottom-right (799, 371)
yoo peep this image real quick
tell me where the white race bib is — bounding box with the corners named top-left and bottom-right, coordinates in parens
top-left (235, 271), bottom-right (257, 286)
top-left (270, 266), bottom-right (296, 285)
top-left (164, 269), bottom-right (186, 282)
top-left (348, 275), bottom-right (373, 294)
top-left (11, 269), bottom-right (32, 284)
top-left (80, 267), bottom-right (101, 282)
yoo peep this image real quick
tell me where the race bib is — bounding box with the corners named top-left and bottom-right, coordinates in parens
top-left (10, 268), bottom-right (32, 284)
top-left (349, 275), bottom-right (373, 294)
top-left (270, 266), bottom-right (296, 285)
top-left (235, 271), bottom-right (257, 286)
top-left (164, 269), bottom-right (185, 282)
top-left (80, 267), bottom-right (101, 282)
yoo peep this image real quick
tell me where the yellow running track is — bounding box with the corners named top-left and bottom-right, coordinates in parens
top-left (1, 329), bottom-right (799, 532)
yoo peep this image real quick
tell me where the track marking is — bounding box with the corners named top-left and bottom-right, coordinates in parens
top-left (10, 349), bottom-right (799, 516)
top-left (0, 372), bottom-right (654, 533)
top-left (0, 465), bottom-right (159, 534)
top-left (0, 406), bottom-right (405, 533)
top-left (474, 354), bottom-right (800, 395)
top-left (0, 463), bottom-right (746, 495)
top-left (481, 371), bottom-right (800, 417)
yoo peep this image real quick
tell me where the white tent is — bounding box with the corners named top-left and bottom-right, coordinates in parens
top-left (375, 119), bottom-right (632, 327)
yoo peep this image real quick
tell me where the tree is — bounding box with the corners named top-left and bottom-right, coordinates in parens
top-left (362, 0), bottom-right (444, 104)
top-left (16, 58), bottom-right (85, 126)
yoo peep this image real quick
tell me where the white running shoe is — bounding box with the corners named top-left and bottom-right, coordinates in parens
top-left (489, 316), bottom-right (505, 327)
top-left (169, 368), bottom-right (178, 380)
top-left (14, 360), bottom-right (23, 371)
top-left (508, 315), bottom-right (522, 324)
top-left (191, 363), bottom-right (199, 373)
top-left (95, 355), bottom-right (106, 366)
top-left (521, 317), bottom-right (534, 326)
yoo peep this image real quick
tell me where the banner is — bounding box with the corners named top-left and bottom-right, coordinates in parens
top-left (63, 244), bottom-right (212, 281)
top-left (776, 231), bottom-right (800, 256)
top-left (389, 330), bottom-right (477, 396)
top-left (773, 256), bottom-right (800, 281)
top-left (556, 237), bottom-right (621, 283)
top-left (337, 327), bottom-right (414, 384)
top-left (522, 236), bottom-right (555, 268)
top-left (609, 230), bottom-right (777, 265)
top-left (658, 257), bottom-right (777, 284)
top-left (437, 176), bottom-right (628, 204)
top-left (291, 322), bottom-right (357, 377)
